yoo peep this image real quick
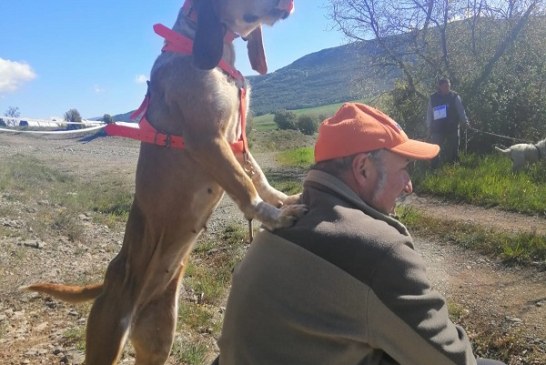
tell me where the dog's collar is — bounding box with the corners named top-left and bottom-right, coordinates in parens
top-left (153, 23), bottom-right (244, 85)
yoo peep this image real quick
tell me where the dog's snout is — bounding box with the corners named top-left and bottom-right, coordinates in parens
top-left (277, 0), bottom-right (294, 17)
top-left (268, 8), bottom-right (290, 21)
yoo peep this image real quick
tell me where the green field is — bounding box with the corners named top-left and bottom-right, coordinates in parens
top-left (252, 101), bottom-right (361, 131)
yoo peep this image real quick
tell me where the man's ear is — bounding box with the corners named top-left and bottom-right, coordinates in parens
top-left (352, 153), bottom-right (370, 185)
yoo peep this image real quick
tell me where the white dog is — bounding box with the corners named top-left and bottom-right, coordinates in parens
top-left (495, 138), bottom-right (546, 171)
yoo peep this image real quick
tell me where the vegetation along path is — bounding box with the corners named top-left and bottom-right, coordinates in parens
top-left (0, 132), bottom-right (544, 364)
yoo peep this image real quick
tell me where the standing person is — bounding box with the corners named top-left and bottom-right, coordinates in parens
top-left (217, 103), bottom-right (505, 365)
top-left (426, 77), bottom-right (470, 168)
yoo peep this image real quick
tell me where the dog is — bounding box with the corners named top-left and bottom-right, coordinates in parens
top-left (494, 138), bottom-right (546, 171)
top-left (26, 1), bottom-right (305, 364)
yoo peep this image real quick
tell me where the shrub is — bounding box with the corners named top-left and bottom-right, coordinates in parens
top-left (273, 109), bottom-right (297, 130)
top-left (296, 115), bottom-right (319, 135)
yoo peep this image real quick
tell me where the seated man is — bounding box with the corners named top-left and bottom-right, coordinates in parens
top-left (217, 103), bottom-right (505, 365)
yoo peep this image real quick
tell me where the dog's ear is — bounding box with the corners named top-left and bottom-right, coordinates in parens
top-left (246, 26), bottom-right (268, 75)
top-left (193, 0), bottom-right (224, 70)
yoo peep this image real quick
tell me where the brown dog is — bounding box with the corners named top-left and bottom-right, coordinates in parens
top-left (26, 1), bottom-right (304, 364)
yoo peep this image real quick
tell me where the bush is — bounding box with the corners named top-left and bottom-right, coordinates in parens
top-left (102, 114), bottom-right (113, 124)
top-left (296, 115), bottom-right (319, 135)
top-left (273, 109), bottom-right (297, 130)
top-left (65, 108), bottom-right (83, 130)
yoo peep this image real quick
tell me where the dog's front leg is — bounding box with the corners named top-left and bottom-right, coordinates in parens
top-left (187, 135), bottom-right (306, 229)
top-left (235, 150), bottom-right (301, 207)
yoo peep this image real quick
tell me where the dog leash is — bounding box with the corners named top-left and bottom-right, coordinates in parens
top-left (468, 126), bottom-right (532, 143)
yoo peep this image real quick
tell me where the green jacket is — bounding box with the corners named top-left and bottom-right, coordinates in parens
top-left (218, 170), bottom-right (477, 365)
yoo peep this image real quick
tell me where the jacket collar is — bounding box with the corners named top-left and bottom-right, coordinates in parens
top-left (304, 170), bottom-right (411, 236)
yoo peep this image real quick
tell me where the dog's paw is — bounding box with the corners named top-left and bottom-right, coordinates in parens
top-left (276, 203), bottom-right (307, 228)
top-left (282, 193), bottom-right (302, 206)
top-left (254, 202), bottom-right (307, 230)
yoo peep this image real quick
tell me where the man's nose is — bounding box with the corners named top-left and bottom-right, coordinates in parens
top-left (403, 180), bottom-right (413, 195)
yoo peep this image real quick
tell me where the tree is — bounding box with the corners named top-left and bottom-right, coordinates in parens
top-left (102, 114), bottom-right (113, 124)
top-left (296, 115), bottom-right (320, 135)
top-left (327, 0), bottom-right (546, 151)
top-left (65, 109), bottom-right (83, 130)
top-left (273, 110), bottom-right (298, 130)
top-left (4, 106), bottom-right (20, 127)
top-left (329, 0), bottom-right (543, 91)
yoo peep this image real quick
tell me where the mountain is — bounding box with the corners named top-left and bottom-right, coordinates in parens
top-left (112, 40), bottom-right (399, 121)
top-left (247, 40), bottom-right (400, 115)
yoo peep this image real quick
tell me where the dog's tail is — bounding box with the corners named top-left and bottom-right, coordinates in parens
top-left (23, 282), bottom-right (103, 303)
top-left (494, 145), bottom-right (510, 153)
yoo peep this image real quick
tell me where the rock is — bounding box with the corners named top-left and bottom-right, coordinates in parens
top-left (22, 240), bottom-right (45, 249)
top-left (35, 322), bottom-right (48, 332)
top-left (61, 351), bottom-right (85, 365)
top-left (506, 316), bottom-right (523, 323)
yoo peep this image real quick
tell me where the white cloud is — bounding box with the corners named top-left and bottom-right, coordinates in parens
top-left (0, 58), bottom-right (36, 93)
top-left (135, 74), bottom-right (148, 84)
top-left (93, 84), bottom-right (106, 94)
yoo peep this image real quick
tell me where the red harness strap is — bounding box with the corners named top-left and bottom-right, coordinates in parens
top-left (105, 21), bottom-right (248, 154)
top-left (105, 90), bottom-right (245, 153)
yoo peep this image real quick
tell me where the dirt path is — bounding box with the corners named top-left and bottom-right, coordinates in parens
top-left (404, 194), bottom-right (546, 236)
top-left (0, 133), bottom-right (544, 364)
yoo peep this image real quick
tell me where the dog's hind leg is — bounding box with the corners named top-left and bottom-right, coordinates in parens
top-left (84, 242), bottom-right (140, 364)
top-left (85, 276), bottom-right (133, 364)
top-left (130, 257), bottom-right (188, 365)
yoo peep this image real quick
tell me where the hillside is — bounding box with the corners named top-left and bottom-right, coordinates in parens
top-left (247, 40), bottom-right (399, 115)
top-left (112, 40), bottom-right (398, 121)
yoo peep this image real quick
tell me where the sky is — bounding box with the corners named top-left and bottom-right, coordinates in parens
top-left (0, 1), bottom-right (346, 120)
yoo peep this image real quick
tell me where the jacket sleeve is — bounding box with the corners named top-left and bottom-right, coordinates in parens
top-left (367, 242), bottom-right (477, 365)
top-left (454, 95), bottom-right (469, 125)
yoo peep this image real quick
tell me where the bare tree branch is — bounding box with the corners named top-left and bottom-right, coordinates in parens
top-left (471, 0), bottom-right (538, 92)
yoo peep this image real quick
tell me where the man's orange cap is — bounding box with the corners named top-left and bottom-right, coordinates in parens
top-left (314, 103), bottom-right (440, 162)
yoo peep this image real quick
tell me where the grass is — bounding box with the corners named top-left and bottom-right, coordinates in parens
top-left (277, 147), bottom-right (314, 168)
top-left (63, 325), bottom-right (86, 351)
top-left (412, 154), bottom-right (546, 216)
top-left (457, 313), bottom-right (543, 364)
top-left (250, 129), bottom-right (315, 153)
top-left (397, 205), bottom-right (546, 264)
top-left (184, 224), bottom-right (248, 306)
top-left (0, 154), bottom-right (132, 240)
top-left (178, 303), bottom-right (219, 334)
top-left (171, 336), bottom-right (210, 365)
top-left (175, 224), bottom-right (251, 362)
top-left (446, 299), bottom-right (468, 322)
